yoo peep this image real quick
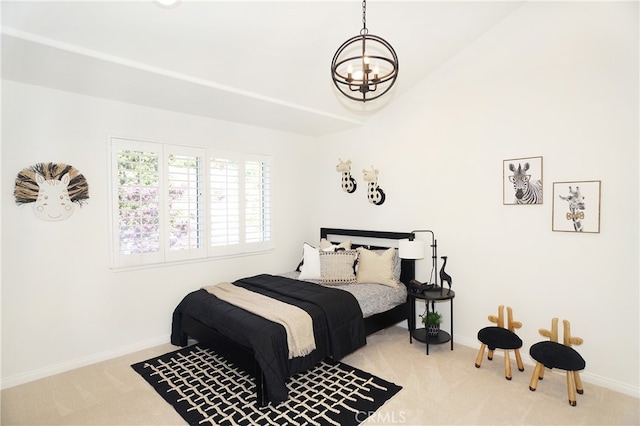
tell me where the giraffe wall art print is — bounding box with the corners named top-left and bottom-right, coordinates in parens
top-left (552, 181), bottom-right (601, 233)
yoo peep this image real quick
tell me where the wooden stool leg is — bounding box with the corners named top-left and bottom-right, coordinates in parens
top-left (567, 370), bottom-right (577, 406)
top-left (574, 371), bottom-right (584, 394)
top-left (529, 362), bottom-right (544, 391)
top-left (514, 348), bottom-right (524, 372)
top-left (538, 364), bottom-right (546, 380)
top-left (504, 350), bottom-right (512, 380)
top-left (488, 349), bottom-right (494, 361)
top-left (475, 344), bottom-right (486, 368)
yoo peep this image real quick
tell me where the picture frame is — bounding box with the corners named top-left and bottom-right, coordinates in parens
top-left (503, 156), bottom-right (543, 205)
top-left (552, 180), bottom-right (601, 233)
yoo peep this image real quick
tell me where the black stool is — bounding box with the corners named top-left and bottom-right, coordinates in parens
top-left (475, 306), bottom-right (524, 380)
top-left (528, 319), bottom-right (585, 406)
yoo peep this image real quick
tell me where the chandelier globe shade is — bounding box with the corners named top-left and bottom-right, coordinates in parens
top-left (331, 1), bottom-right (399, 102)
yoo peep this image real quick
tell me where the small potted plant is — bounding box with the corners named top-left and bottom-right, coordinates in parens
top-left (421, 311), bottom-right (442, 337)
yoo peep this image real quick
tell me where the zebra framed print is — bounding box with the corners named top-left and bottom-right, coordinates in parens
top-left (503, 156), bottom-right (543, 205)
top-left (552, 180), bottom-right (601, 233)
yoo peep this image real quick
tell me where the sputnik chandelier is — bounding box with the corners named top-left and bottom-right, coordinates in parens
top-left (331, 0), bottom-right (399, 102)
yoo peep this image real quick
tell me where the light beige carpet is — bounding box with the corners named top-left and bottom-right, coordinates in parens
top-left (2, 326), bottom-right (639, 425)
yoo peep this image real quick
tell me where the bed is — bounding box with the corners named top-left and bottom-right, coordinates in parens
top-left (170, 228), bottom-right (415, 405)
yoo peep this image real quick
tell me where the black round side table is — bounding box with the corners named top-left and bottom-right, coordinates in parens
top-left (409, 287), bottom-right (455, 355)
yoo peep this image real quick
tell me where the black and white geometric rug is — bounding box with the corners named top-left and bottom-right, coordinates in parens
top-left (131, 345), bottom-right (402, 426)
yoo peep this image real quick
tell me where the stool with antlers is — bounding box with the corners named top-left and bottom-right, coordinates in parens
top-left (475, 305), bottom-right (524, 380)
top-left (529, 318), bottom-right (586, 406)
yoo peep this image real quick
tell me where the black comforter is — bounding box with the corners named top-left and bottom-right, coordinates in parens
top-left (170, 274), bottom-right (366, 403)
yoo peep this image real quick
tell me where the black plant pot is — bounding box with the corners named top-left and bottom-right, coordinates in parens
top-left (427, 324), bottom-right (440, 337)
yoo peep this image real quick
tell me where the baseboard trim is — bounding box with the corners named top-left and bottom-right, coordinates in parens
top-left (1, 335), bottom-right (170, 390)
top-left (453, 335), bottom-right (639, 399)
top-left (3, 330), bottom-right (640, 399)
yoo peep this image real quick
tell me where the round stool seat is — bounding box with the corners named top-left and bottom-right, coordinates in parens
top-left (530, 341), bottom-right (585, 371)
top-left (477, 326), bottom-right (522, 350)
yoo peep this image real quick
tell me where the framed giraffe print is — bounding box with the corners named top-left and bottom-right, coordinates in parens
top-left (503, 156), bottom-right (543, 205)
top-left (552, 180), bottom-right (601, 233)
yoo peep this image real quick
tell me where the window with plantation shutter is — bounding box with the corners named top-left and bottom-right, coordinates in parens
top-left (210, 158), bottom-right (240, 247)
top-left (110, 137), bottom-right (272, 269)
top-left (112, 139), bottom-right (163, 267)
top-left (245, 159), bottom-right (271, 245)
top-left (167, 154), bottom-right (202, 251)
top-left (165, 146), bottom-right (206, 262)
top-left (209, 155), bottom-right (272, 255)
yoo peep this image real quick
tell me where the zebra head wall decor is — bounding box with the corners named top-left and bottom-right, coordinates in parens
top-left (363, 165), bottom-right (385, 205)
top-left (504, 157), bottom-right (543, 205)
top-left (336, 159), bottom-right (357, 193)
top-left (14, 162), bottom-right (89, 221)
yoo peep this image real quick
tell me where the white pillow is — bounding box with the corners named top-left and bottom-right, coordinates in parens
top-left (296, 239), bottom-right (348, 272)
top-left (319, 238), bottom-right (352, 251)
top-left (299, 243), bottom-right (335, 280)
top-left (355, 247), bottom-right (398, 288)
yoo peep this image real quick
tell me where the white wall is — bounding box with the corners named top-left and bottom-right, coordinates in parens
top-left (314, 2), bottom-right (639, 396)
top-left (0, 81), bottom-right (317, 387)
top-left (1, 1), bottom-right (638, 399)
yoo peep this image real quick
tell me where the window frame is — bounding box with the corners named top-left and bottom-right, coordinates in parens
top-left (109, 137), bottom-right (273, 269)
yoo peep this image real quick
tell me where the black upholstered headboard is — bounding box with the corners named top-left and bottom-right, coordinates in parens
top-left (319, 228), bottom-right (415, 285)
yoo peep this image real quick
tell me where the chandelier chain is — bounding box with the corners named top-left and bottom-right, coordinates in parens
top-left (360, 0), bottom-right (368, 35)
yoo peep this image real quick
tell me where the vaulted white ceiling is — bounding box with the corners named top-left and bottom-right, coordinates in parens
top-left (1, 1), bottom-right (523, 137)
